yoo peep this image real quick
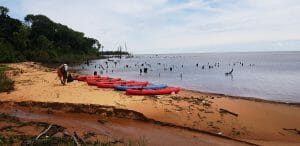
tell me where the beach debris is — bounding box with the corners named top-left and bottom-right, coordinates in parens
top-left (98, 118), bottom-right (108, 124)
top-left (74, 131), bottom-right (86, 145)
top-left (198, 108), bottom-right (205, 112)
top-left (219, 108), bottom-right (238, 117)
top-left (83, 131), bottom-right (96, 139)
top-left (208, 121), bottom-right (214, 126)
top-left (64, 131), bottom-right (81, 146)
top-left (231, 128), bottom-right (241, 136)
top-left (197, 113), bottom-right (201, 118)
top-left (164, 109), bottom-right (172, 112)
top-left (175, 106), bottom-right (184, 111)
top-left (35, 123), bottom-right (53, 140)
top-left (204, 110), bottom-right (214, 113)
top-left (235, 131), bottom-right (240, 136)
top-left (47, 109), bottom-right (54, 114)
top-left (278, 132), bottom-right (285, 136)
top-left (202, 100), bottom-right (211, 107)
top-left (283, 128), bottom-right (300, 135)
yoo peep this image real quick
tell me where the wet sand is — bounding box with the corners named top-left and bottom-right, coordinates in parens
top-left (0, 101), bottom-right (252, 146)
top-left (1, 62), bottom-right (300, 145)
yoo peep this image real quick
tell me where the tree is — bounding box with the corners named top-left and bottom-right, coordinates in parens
top-left (12, 25), bottom-right (30, 52)
top-left (0, 6), bottom-right (8, 17)
top-left (0, 6), bottom-right (109, 63)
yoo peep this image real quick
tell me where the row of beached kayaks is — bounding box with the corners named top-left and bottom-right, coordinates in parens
top-left (74, 75), bottom-right (180, 95)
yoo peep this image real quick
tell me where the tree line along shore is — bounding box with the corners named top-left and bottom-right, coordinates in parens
top-left (0, 6), bottom-right (129, 64)
top-left (0, 5), bottom-right (129, 93)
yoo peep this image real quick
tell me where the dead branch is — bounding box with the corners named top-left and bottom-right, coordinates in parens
top-left (219, 108), bottom-right (238, 117)
top-left (64, 131), bottom-right (81, 146)
top-left (74, 131), bottom-right (86, 145)
top-left (283, 128), bottom-right (300, 135)
top-left (35, 124), bottom-right (53, 140)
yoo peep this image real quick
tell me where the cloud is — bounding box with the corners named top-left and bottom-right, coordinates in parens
top-left (1, 0), bottom-right (300, 53)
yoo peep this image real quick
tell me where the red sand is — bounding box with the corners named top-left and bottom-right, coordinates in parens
top-left (1, 62), bottom-right (299, 145)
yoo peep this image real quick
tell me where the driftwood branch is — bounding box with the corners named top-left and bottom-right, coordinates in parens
top-left (64, 132), bottom-right (81, 146)
top-left (35, 124), bottom-right (53, 140)
top-left (219, 108), bottom-right (238, 117)
top-left (74, 131), bottom-right (86, 145)
top-left (283, 128), bottom-right (300, 135)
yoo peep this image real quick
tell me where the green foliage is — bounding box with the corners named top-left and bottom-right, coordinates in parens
top-left (0, 64), bottom-right (14, 92)
top-left (0, 6), bottom-right (102, 63)
top-left (0, 6), bottom-right (9, 17)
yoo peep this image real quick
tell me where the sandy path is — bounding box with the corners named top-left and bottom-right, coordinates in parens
top-left (1, 62), bottom-right (300, 145)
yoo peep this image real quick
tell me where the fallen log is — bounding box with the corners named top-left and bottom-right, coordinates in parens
top-left (219, 108), bottom-right (238, 117)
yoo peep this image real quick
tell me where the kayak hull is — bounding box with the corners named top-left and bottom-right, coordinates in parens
top-left (114, 84), bottom-right (167, 91)
top-left (126, 87), bottom-right (180, 95)
top-left (97, 81), bottom-right (148, 88)
top-left (86, 77), bottom-right (122, 86)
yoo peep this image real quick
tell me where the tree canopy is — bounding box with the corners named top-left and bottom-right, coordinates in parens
top-left (0, 6), bottom-right (103, 63)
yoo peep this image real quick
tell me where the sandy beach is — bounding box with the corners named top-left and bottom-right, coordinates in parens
top-left (1, 62), bottom-right (300, 145)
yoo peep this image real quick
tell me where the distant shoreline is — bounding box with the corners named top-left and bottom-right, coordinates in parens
top-left (132, 50), bottom-right (300, 56)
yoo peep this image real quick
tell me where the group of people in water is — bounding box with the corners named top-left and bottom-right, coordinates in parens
top-left (60, 58), bottom-right (255, 85)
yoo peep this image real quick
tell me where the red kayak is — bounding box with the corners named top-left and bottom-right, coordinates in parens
top-left (86, 75), bottom-right (106, 80)
top-left (86, 79), bottom-right (98, 86)
top-left (77, 75), bottom-right (101, 81)
top-left (126, 87), bottom-right (180, 95)
top-left (86, 77), bottom-right (122, 86)
top-left (77, 75), bottom-right (87, 81)
top-left (88, 77), bottom-right (120, 82)
top-left (102, 78), bottom-right (121, 82)
top-left (97, 81), bottom-right (148, 88)
top-left (97, 80), bottom-right (134, 84)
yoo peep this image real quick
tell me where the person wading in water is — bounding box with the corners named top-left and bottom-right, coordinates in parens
top-left (57, 64), bottom-right (68, 85)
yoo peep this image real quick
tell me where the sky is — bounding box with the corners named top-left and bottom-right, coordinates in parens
top-left (1, 0), bottom-right (300, 54)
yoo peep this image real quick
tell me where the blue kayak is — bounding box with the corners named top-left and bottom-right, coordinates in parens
top-left (114, 84), bottom-right (167, 91)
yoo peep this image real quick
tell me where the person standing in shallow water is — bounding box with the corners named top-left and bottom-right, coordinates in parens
top-left (57, 64), bottom-right (68, 85)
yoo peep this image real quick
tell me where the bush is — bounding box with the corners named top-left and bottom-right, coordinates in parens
top-left (0, 65), bottom-right (14, 92)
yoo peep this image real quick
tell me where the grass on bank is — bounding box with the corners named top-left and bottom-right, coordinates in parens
top-left (0, 64), bottom-right (14, 92)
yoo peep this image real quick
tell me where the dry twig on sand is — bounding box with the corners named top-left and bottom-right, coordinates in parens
top-left (64, 131), bottom-right (81, 146)
top-left (283, 128), bottom-right (300, 135)
top-left (35, 124), bottom-right (53, 140)
top-left (219, 108), bottom-right (238, 117)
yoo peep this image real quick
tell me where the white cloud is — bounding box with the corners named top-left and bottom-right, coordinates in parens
top-left (6, 0), bottom-right (300, 53)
